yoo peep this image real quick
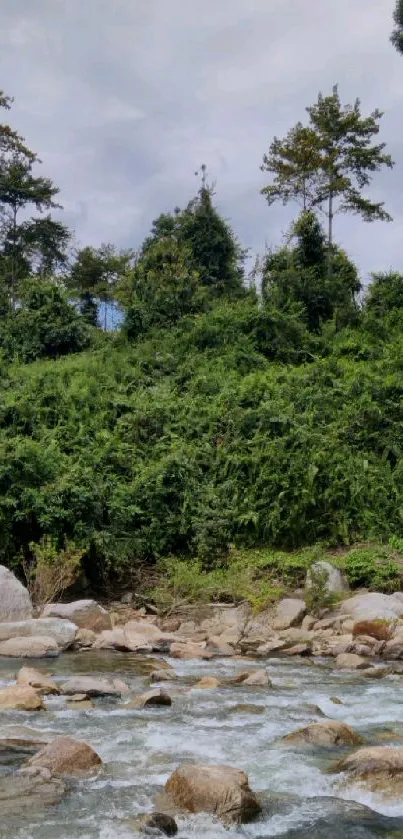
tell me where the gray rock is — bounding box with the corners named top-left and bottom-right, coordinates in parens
top-left (0, 636), bottom-right (59, 658)
top-left (41, 600), bottom-right (111, 632)
top-left (61, 676), bottom-right (125, 696)
top-left (0, 566), bottom-right (32, 622)
top-left (0, 767), bottom-right (66, 816)
top-left (340, 593), bottom-right (403, 622)
top-left (273, 599), bottom-right (307, 630)
top-left (0, 618), bottom-right (77, 650)
top-left (306, 561), bottom-right (349, 594)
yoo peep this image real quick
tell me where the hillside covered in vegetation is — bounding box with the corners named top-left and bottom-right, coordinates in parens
top-left (0, 84), bottom-right (403, 597)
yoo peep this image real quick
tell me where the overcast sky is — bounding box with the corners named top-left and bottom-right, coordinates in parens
top-left (0, 0), bottom-right (401, 281)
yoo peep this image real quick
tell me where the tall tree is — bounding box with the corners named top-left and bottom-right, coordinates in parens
top-left (0, 89), bottom-right (69, 295)
top-left (391, 0), bottom-right (403, 53)
top-left (261, 86), bottom-right (394, 276)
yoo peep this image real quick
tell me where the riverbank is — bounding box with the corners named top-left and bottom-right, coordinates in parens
top-left (3, 563), bottom-right (403, 836)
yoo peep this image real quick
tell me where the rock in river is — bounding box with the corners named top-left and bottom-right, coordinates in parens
top-left (164, 763), bottom-right (261, 825)
top-left (283, 720), bottom-right (363, 747)
top-left (27, 736), bottom-right (102, 775)
top-left (0, 686), bottom-right (44, 711)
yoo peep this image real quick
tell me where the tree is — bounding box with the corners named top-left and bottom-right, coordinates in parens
top-left (364, 272), bottom-right (403, 317)
top-left (68, 244), bottom-right (134, 328)
top-left (142, 169), bottom-right (246, 299)
top-left (262, 211), bottom-right (360, 333)
top-left (1, 279), bottom-right (90, 361)
top-left (391, 0), bottom-right (403, 53)
top-left (124, 236), bottom-right (205, 339)
top-left (261, 86), bottom-right (394, 276)
top-left (0, 89), bottom-right (69, 296)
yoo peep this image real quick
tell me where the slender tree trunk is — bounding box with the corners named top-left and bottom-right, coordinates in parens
top-left (327, 187), bottom-right (333, 280)
top-left (11, 205), bottom-right (17, 308)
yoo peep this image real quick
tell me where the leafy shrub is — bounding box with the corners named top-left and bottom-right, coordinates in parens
top-left (22, 536), bottom-right (84, 607)
top-left (343, 546), bottom-right (403, 592)
top-left (305, 565), bottom-right (340, 617)
top-left (1, 280), bottom-right (90, 362)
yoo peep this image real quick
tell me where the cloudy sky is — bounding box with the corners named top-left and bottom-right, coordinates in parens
top-left (0, 0), bottom-right (401, 281)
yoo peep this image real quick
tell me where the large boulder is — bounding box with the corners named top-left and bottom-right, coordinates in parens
top-left (273, 599), bottom-right (306, 631)
top-left (61, 676), bottom-right (126, 696)
top-left (27, 736), bottom-right (102, 775)
top-left (0, 618), bottom-right (76, 650)
top-left (306, 561), bottom-right (349, 595)
top-left (0, 767), bottom-right (66, 816)
top-left (283, 720), bottom-right (363, 747)
top-left (335, 746), bottom-right (403, 798)
top-left (0, 686), bottom-right (44, 711)
top-left (0, 566), bottom-right (32, 622)
top-left (340, 593), bottom-right (403, 622)
top-left (41, 600), bottom-right (111, 632)
top-left (0, 636), bottom-right (59, 658)
top-left (17, 667), bottom-right (59, 695)
top-left (164, 764), bottom-right (261, 825)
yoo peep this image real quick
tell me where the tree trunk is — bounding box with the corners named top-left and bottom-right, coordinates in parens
top-left (327, 188), bottom-right (333, 280)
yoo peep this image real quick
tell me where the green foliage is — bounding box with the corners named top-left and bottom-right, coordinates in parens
top-left (305, 565), bottom-right (340, 616)
top-left (262, 211), bottom-right (360, 333)
top-left (364, 272), bottom-right (403, 320)
top-left (342, 546), bottom-right (403, 592)
top-left (141, 179), bottom-right (245, 301)
top-left (0, 279), bottom-right (91, 361)
top-left (124, 238), bottom-right (206, 338)
top-left (0, 90), bottom-right (69, 294)
top-left (391, 0), bottom-right (403, 53)
top-left (0, 301), bottom-right (403, 585)
top-left (23, 535), bottom-right (83, 607)
top-left (68, 244), bottom-right (134, 327)
top-left (261, 85), bottom-right (394, 259)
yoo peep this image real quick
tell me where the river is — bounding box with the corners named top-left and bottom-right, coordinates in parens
top-left (1, 650), bottom-right (403, 838)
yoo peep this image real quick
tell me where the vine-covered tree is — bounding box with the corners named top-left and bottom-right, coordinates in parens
top-left (142, 168), bottom-right (246, 299)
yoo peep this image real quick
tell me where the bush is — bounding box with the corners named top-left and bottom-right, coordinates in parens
top-left (22, 536), bottom-right (84, 607)
top-left (342, 546), bottom-right (403, 592)
top-left (304, 565), bottom-right (340, 617)
top-left (1, 280), bottom-right (90, 362)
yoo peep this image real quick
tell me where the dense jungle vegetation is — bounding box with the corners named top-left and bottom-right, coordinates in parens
top-left (1, 58), bottom-right (403, 597)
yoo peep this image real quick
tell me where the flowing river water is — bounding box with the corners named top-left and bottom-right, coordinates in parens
top-left (2, 651), bottom-right (403, 839)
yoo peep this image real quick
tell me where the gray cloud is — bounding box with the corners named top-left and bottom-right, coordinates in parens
top-left (0, 0), bottom-right (401, 279)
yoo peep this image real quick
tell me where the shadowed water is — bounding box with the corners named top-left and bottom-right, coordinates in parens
top-left (1, 651), bottom-right (403, 838)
